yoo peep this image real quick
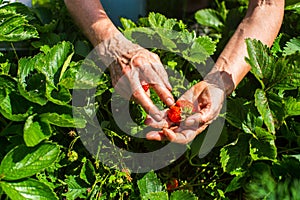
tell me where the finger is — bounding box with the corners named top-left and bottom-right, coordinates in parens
top-left (144, 115), bottom-right (169, 129)
top-left (151, 84), bottom-right (175, 107)
top-left (141, 64), bottom-right (174, 106)
top-left (131, 56), bottom-right (174, 106)
top-left (132, 87), bottom-right (163, 121)
top-left (113, 65), bottom-right (163, 121)
top-left (195, 123), bottom-right (209, 135)
top-left (184, 111), bottom-right (213, 127)
top-left (146, 131), bottom-right (167, 141)
top-left (149, 53), bottom-right (172, 90)
top-left (162, 128), bottom-right (196, 144)
top-left (162, 128), bottom-right (177, 142)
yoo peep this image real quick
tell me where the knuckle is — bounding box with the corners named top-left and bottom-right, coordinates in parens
top-left (151, 53), bottom-right (160, 61)
top-left (132, 57), bottom-right (143, 67)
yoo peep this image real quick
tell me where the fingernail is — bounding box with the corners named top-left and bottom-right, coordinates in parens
top-left (166, 97), bottom-right (174, 106)
top-left (153, 113), bottom-right (162, 121)
top-left (185, 119), bottom-right (195, 126)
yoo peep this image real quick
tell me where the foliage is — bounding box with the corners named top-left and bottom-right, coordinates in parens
top-left (0, 0), bottom-right (299, 199)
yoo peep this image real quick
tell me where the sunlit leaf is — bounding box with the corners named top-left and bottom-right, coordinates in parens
top-left (0, 143), bottom-right (60, 180)
top-left (0, 178), bottom-right (58, 200)
top-left (255, 89), bottom-right (275, 134)
top-left (249, 127), bottom-right (277, 161)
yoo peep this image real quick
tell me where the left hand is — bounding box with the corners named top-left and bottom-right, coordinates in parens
top-left (145, 71), bottom-right (233, 144)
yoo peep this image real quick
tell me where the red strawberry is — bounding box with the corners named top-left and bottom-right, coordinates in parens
top-left (167, 100), bottom-right (194, 123)
top-left (167, 105), bottom-right (182, 123)
top-left (142, 83), bottom-right (149, 92)
top-left (166, 179), bottom-right (179, 191)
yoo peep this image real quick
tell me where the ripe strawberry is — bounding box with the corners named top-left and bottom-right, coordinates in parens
top-left (167, 100), bottom-right (194, 123)
top-left (141, 83), bottom-right (149, 92)
top-left (166, 179), bottom-right (179, 191)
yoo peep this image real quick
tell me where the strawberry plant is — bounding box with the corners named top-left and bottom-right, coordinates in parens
top-left (0, 0), bottom-right (299, 199)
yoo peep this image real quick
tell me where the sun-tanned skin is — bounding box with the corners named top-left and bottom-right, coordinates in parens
top-left (64, 0), bottom-right (285, 144)
top-left (146, 0), bottom-right (285, 144)
top-left (64, 0), bottom-right (175, 122)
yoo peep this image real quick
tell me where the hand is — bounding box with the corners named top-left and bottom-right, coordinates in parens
top-left (146, 71), bottom-right (233, 144)
top-left (97, 33), bottom-right (174, 121)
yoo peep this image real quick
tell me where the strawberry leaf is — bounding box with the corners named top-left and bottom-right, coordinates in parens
top-left (137, 171), bottom-right (163, 197)
top-left (0, 142), bottom-right (60, 180)
top-left (249, 127), bottom-right (277, 161)
top-left (0, 3), bottom-right (38, 42)
top-left (170, 190), bottom-right (198, 200)
top-left (283, 37), bottom-right (300, 56)
top-left (254, 89), bottom-right (276, 134)
top-left (0, 178), bottom-right (58, 200)
top-left (220, 133), bottom-right (251, 175)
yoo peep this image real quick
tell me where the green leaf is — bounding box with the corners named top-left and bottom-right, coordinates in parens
top-left (0, 92), bottom-right (32, 121)
top-left (246, 38), bottom-right (298, 90)
top-left (249, 127), bottom-right (277, 161)
top-left (220, 133), bottom-right (251, 175)
top-left (0, 60), bottom-right (10, 75)
top-left (0, 178), bottom-right (58, 200)
top-left (80, 158), bottom-right (96, 185)
top-left (37, 41), bottom-right (73, 104)
top-left (0, 143), bottom-right (60, 180)
top-left (74, 40), bottom-right (91, 58)
top-left (195, 9), bottom-right (224, 31)
top-left (284, 96), bottom-right (300, 117)
top-left (266, 92), bottom-right (286, 127)
top-left (0, 3), bottom-right (38, 42)
top-left (63, 175), bottom-right (88, 200)
top-left (182, 36), bottom-right (216, 64)
top-left (120, 17), bottom-right (137, 29)
top-left (226, 98), bottom-right (262, 133)
top-left (254, 89), bottom-right (276, 134)
top-left (137, 171), bottom-right (163, 197)
top-left (283, 37), bottom-right (300, 56)
top-left (244, 163), bottom-right (276, 200)
top-left (271, 34), bottom-right (283, 55)
top-left (17, 41), bottom-right (74, 105)
top-left (36, 103), bottom-right (87, 128)
top-left (142, 191), bottom-right (168, 200)
top-left (23, 114), bottom-right (52, 147)
top-left (147, 12), bottom-right (183, 30)
top-left (245, 39), bottom-right (269, 79)
top-left (45, 84), bottom-right (72, 105)
top-left (245, 39), bottom-right (273, 88)
top-left (225, 175), bottom-right (244, 193)
top-left (170, 190), bottom-right (198, 200)
top-left (274, 56), bottom-right (300, 90)
top-left (18, 57), bottom-right (48, 106)
top-left (39, 112), bottom-right (86, 128)
top-left (273, 155), bottom-right (300, 178)
top-left (0, 76), bottom-right (33, 121)
top-left (59, 60), bottom-right (107, 89)
top-left (122, 12), bottom-right (215, 64)
top-left (285, 1), bottom-right (300, 13)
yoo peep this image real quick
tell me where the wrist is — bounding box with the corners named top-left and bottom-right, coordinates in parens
top-left (89, 18), bottom-right (120, 46)
top-left (204, 70), bottom-right (235, 96)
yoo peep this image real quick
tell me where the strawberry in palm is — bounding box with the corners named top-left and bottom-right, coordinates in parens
top-left (167, 99), bottom-right (194, 123)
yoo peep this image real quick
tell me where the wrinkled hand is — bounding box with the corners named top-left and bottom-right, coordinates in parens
top-left (145, 71), bottom-right (234, 144)
top-left (97, 33), bottom-right (174, 121)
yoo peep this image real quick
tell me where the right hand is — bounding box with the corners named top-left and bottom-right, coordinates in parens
top-left (97, 32), bottom-right (175, 121)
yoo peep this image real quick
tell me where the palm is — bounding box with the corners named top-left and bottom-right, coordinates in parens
top-left (146, 81), bottom-right (225, 144)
